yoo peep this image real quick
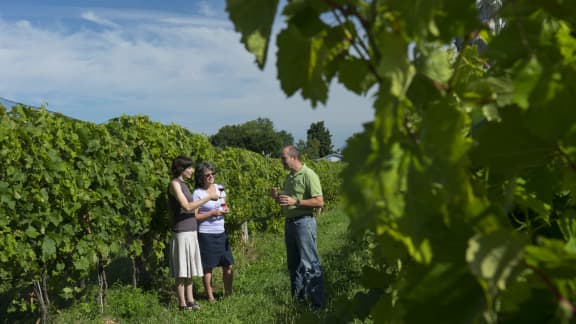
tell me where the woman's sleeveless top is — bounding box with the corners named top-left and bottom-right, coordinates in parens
top-left (168, 178), bottom-right (197, 232)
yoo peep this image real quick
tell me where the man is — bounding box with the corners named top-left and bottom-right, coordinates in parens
top-left (270, 145), bottom-right (325, 309)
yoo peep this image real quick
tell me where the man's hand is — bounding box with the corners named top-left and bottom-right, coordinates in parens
top-left (270, 187), bottom-right (280, 202)
top-left (278, 194), bottom-right (296, 206)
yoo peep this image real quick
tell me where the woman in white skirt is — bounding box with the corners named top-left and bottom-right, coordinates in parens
top-left (168, 156), bottom-right (219, 311)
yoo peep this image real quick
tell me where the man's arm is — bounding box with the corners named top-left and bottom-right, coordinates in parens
top-left (298, 195), bottom-right (324, 208)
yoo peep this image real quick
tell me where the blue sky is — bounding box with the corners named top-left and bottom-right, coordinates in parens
top-left (0, 0), bottom-right (373, 149)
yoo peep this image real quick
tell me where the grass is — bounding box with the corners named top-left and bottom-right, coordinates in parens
top-left (44, 208), bottom-right (372, 323)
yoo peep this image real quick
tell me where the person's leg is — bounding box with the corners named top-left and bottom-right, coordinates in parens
top-left (183, 278), bottom-right (200, 310)
top-left (202, 268), bottom-right (214, 301)
top-left (294, 217), bottom-right (325, 309)
top-left (285, 221), bottom-right (305, 301)
top-left (185, 278), bottom-right (195, 303)
top-left (176, 277), bottom-right (187, 307)
top-left (223, 265), bottom-right (233, 296)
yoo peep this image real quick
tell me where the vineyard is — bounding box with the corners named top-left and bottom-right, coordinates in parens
top-left (3, 0), bottom-right (576, 323)
top-left (0, 104), bottom-right (343, 322)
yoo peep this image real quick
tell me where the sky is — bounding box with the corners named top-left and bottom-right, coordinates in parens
top-left (0, 0), bottom-right (374, 149)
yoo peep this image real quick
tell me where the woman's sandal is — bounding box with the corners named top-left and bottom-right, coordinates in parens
top-left (186, 300), bottom-right (201, 310)
top-left (179, 301), bottom-right (200, 311)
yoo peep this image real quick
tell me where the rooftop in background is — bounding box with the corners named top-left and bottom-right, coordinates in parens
top-left (319, 153), bottom-right (343, 162)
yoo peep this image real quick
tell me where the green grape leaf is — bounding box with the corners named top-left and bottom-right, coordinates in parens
top-left (73, 256), bottom-right (91, 272)
top-left (498, 274), bottom-right (558, 323)
top-left (387, 0), bottom-right (438, 38)
top-left (525, 237), bottom-right (576, 278)
top-left (558, 209), bottom-right (576, 244)
top-left (525, 74), bottom-right (574, 140)
top-left (60, 287), bottom-right (74, 300)
top-left (338, 57), bottom-right (374, 95)
top-left (421, 46), bottom-right (453, 85)
top-left (437, 0), bottom-right (480, 43)
top-left (482, 104), bottom-right (501, 122)
top-left (557, 22), bottom-right (576, 64)
top-left (471, 107), bottom-right (555, 176)
top-left (287, 4), bottom-right (326, 38)
top-left (486, 14), bottom-right (541, 67)
top-left (0, 180), bottom-right (9, 192)
top-left (360, 266), bottom-right (396, 290)
top-left (276, 25), bottom-right (328, 106)
top-left (466, 231), bottom-right (527, 295)
top-left (0, 181), bottom-right (16, 212)
top-left (25, 226), bottom-right (40, 239)
top-left (375, 32), bottom-right (413, 97)
top-left (400, 262), bottom-right (485, 324)
top-left (41, 236), bottom-right (56, 262)
top-left (514, 176), bottom-right (554, 222)
top-left (407, 73), bottom-right (443, 111)
top-left (370, 289), bottom-right (402, 323)
top-left (512, 57), bottom-right (542, 109)
top-left (226, 0), bottom-right (279, 69)
top-left (463, 76), bottom-right (514, 109)
top-left (420, 98), bottom-right (470, 162)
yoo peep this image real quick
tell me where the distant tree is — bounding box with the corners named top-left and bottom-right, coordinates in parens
top-left (210, 124), bottom-right (244, 148)
top-left (276, 130), bottom-right (294, 149)
top-left (211, 118), bottom-right (294, 157)
top-left (296, 138), bottom-right (319, 159)
top-left (295, 139), bottom-right (307, 154)
top-left (306, 121), bottom-right (333, 158)
top-left (306, 138), bottom-right (321, 159)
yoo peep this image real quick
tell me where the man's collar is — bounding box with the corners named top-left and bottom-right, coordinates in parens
top-left (290, 164), bottom-right (305, 175)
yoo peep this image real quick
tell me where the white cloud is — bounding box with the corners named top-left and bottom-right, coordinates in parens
top-left (196, 1), bottom-right (218, 17)
top-left (0, 8), bottom-right (373, 148)
top-left (81, 11), bottom-right (119, 28)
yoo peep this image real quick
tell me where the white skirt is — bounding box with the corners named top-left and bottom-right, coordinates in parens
top-left (170, 231), bottom-right (204, 278)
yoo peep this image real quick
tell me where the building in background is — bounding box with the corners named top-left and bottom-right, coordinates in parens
top-left (319, 153), bottom-right (343, 162)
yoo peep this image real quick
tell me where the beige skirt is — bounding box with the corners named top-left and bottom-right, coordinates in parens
top-left (170, 231), bottom-right (204, 278)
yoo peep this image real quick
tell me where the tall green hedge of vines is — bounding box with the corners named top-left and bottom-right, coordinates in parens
top-left (0, 104), bottom-right (342, 319)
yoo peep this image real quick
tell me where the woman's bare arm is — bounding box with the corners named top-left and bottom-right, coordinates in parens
top-left (170, 180), bottom-right (218, 211)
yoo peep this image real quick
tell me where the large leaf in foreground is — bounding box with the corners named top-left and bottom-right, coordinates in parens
top-left (226, 0), bottom-right (279, 69)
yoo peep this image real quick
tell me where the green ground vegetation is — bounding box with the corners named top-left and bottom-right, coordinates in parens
top-left (48, 207), bottom-right (372, 324)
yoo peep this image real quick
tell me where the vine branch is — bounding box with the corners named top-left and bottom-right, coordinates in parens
top-left (527, 264), bottom-right (575, 314)
top-left (556, 143), bottom-right (576, 173)
top-left (322, 0), bottom-right (383, 84)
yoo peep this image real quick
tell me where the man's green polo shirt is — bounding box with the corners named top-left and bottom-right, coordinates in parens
top-left (282, 164), bottom-right (323, 219)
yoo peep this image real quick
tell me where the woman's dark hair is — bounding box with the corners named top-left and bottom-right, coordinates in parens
top-left (171, 156), bottom-right (194, 178)
top-left (194, 162), bottom-right (215, 189)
